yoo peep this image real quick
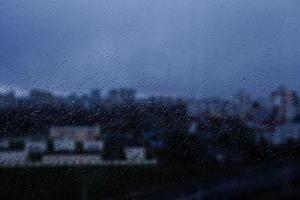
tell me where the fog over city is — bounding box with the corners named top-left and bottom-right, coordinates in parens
top-left (1, 0), bottom-right (300, 97)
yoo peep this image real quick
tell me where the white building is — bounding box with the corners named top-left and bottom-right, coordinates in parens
top-left (26, 140), bottom-right (47, 153)
top-left (53, 140), bottom-right (76, 152)
top-left (82, 140), bottom-right (104, 152)
top-left (0, 151), bottom-right (27, 166)
top-left (49, 126), bottom-right (101, 141)
top-left (125, 147), bottom-right (146, 162)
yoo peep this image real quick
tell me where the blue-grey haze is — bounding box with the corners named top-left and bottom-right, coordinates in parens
top-left (1, 0), bottom-right (300, 97)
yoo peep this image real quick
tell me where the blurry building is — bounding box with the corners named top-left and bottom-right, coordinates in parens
top-left (49, 126), bottom-right (101, 141)
top-left (247, 101), bottom-right (269, 124)
top-left (107, 88), bottom-right (136, 105)
top-left (125, 135), bottom-right (149, 162)
top-left (89, 89), bottom-right (102, 108)
top-left (45, 126), bottom-right (104, 164)
top-left (254, 123), bottom-right (300, 146)
top-left (270, 86), bottom-right (299, 122)
top-left (66, 93), bottom-right (82, 106)
top-left (0, 91), bottom-right (17, 108)
top-left (29, 89), bottom-right (55, 105)
top-left (125, 147), bottom-right (146, 163)
top-left (187, 98), bottom-right (236, 117)
top-left (80, 94), bottom-right (90, 109)
top-left (234, 90), bottom-right (252, 118)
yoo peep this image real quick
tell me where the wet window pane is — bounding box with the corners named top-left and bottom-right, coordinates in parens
top-left (1, 0), bottom-right (300, 199)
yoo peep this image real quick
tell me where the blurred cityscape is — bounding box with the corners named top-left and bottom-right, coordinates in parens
top-left (1, 86), bottom-right (300, 199)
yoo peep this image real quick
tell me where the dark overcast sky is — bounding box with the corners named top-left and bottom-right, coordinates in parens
top-left (1, 0), bottom-right (300, 97)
